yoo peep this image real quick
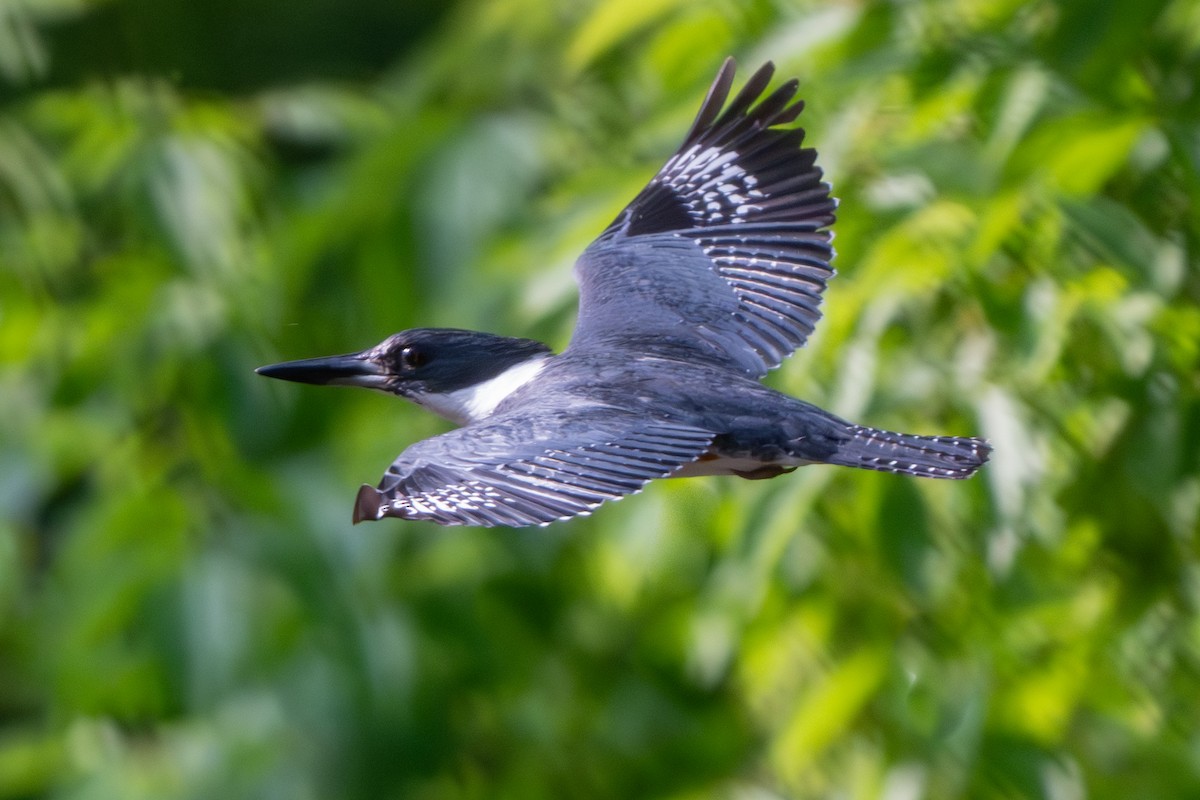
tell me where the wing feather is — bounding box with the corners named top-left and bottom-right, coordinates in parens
top-left (352, 415), bottom-right (714, 527)
top-left (574, 58), bottom-right (837, 377)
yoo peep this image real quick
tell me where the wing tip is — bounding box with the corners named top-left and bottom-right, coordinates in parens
top-left (685, 57), bottom-right (739, 142)
top-left (353, 484), bottom-right (386, 524)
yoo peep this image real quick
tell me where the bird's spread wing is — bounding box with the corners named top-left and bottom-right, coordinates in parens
top-left (572, 58), bottom-right (836, 377)
top-left (352, 410), bottom-right (714, 527)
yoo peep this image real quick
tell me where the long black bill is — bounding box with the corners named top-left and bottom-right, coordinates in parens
top-left (255, 352), bottom-right (390, 390)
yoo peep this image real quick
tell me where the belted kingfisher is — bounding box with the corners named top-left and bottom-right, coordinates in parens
top-left (258, 59), bottom-right (990, 527)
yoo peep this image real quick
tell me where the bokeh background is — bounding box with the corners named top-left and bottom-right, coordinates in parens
top-left (2, 0), bottom-right (1199, 797)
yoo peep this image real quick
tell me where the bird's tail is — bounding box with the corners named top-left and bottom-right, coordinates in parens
top-left (826, 424), bottom-right (990, 480)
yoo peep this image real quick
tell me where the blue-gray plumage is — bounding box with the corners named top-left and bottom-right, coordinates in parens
top-left (257, 58), bottom-right (990, 527)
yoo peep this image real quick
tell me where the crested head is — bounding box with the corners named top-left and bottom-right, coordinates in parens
top-left (364, 328), bottom-right (553, 395)
top-left (256, 328), bottom-right (554, 425)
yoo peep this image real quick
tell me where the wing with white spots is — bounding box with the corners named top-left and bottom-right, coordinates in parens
top-left (573, 58), bottom-right (836, 377)
top-left (352, 411), bottom-right (713, 527)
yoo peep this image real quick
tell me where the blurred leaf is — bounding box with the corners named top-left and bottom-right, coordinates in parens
top-left (771, 646), bottom-right (889, 780)
top-left (566, 0), bottom-right (687, 72)
top-left (2, 0), bottom-right (1199, 797)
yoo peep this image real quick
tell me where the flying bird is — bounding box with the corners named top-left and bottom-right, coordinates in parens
top-left (258, 58), bottom-right (990, 527)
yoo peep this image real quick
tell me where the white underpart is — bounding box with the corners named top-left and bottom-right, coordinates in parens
top-left (671, 454), bottom-right (816, 478)
top-left (412, 357), bottom-right (549, 426)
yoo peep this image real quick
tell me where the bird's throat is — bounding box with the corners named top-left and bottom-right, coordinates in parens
top-left (412, 357), bottom-right (550, 426)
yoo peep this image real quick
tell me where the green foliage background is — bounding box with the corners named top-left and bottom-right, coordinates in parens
top-left (2, 0), bottom-right (1198, 797)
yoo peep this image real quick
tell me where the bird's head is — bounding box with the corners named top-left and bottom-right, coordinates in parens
top-left (257, 328), bottom-right (554, 424)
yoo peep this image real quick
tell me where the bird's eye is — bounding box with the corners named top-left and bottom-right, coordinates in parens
top-left (399, 345), bottom-right (427, 370)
